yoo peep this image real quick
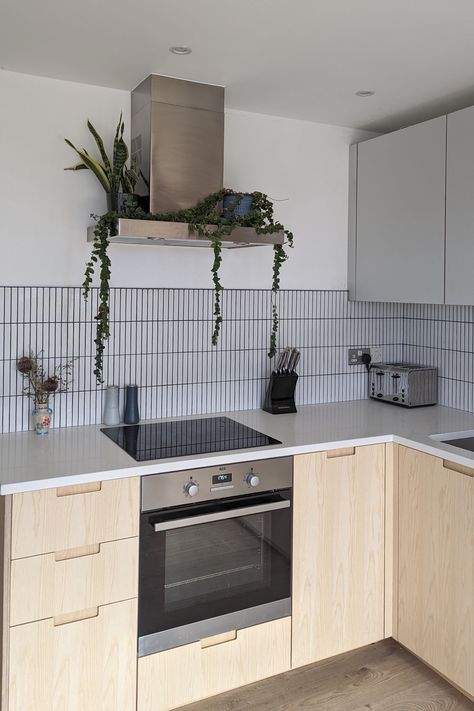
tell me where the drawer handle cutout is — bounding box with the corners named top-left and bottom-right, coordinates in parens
top-left (442, 459), bottom-right (474, 478)
top-left (53, 606), bottom-right (99, 627)
top-left (201, 630), bottom-right (237, 649)
top-left (327, 447), bottom-right (355, 459)
top-left (56, 482), bottom-right (102, 497)
top-left (54, 543), bottom-right (101, 562)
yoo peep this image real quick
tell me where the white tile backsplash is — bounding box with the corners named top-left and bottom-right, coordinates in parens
top-left (2, 287), bottom-right (473, 433)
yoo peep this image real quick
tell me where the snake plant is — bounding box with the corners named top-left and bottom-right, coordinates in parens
top-left (65, 113), bottom-right (139, 194)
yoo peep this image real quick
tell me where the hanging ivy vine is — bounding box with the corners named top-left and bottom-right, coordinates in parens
top-left (84, 189), bottom-right (294, 383)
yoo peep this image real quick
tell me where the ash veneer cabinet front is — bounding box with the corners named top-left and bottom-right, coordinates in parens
top-left (292, 444), bottom-right (386, 668)
top-left (10, 478), bottom-right (139, 558)
top-left (396, 447), bottom-right (474, 698)
top-left (137, 617), bottom-right (291, 711)
top-left (9, 598), bottom-right (138, 711)
top-left (4, 476), bottom-right (140, 711)
top-left (9, 536), bottom-right (138, 626)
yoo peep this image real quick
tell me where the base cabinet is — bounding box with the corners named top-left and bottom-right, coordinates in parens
top-left (292, 445), bottom-right (385, 668)
top-left (8, 598), bottom-right (138, 711)
top-left (397, 447), bottom-right (474, 697)
top-left (4, 478), bottom-right (140, 711)
top-left (137, 617), bottom-right (291, 711)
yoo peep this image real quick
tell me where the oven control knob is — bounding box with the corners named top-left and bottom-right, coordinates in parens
top-left (246, 473), bottom-right (260, 488)
top-left (184, 481), bottom-right (199, 497)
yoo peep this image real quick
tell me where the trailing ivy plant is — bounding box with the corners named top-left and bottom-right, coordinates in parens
top-left (83, 213), bottom-right (115, 382)
top-left (83, 189), bottom-right (293, 383)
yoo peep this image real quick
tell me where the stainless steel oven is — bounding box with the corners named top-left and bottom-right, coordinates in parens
top-left (138, 457), bottom-right (292, 656)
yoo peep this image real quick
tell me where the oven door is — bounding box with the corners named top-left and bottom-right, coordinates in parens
top-left (138, 489), bottom-right (292, 656)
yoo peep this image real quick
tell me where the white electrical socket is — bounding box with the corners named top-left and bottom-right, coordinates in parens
top-left (348, 346), bottom-right (383, 365)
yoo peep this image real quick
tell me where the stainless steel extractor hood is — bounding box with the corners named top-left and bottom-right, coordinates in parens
top-left (87, 74), bottom-right (284, 248)
top-left (132, 74), bottom-right (225, 214)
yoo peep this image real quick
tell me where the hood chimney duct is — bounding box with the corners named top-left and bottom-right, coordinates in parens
top-left (131, 75), bottom-right (225, 214)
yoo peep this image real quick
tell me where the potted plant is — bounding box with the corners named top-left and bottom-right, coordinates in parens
top-left (222, 192), bottom-right (254, 218)
top-left (65, 114), bottom-right (144, 213)
top-left (17, 353), bottom-right (75, 435)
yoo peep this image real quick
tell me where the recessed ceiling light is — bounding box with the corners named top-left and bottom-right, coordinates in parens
top-left (355, 90), bottom-right (375, 97)
top-left (170, 46), bottom-right (192, 55)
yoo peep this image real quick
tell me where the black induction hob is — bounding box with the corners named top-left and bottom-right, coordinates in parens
top-left (101, 416), bottom-right (281, 462)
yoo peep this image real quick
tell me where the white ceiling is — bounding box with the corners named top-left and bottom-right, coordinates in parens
top-left (3, 0), bottom-right (474, 131)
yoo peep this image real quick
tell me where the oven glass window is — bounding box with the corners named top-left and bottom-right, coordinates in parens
top-left (165, 513), bottom-right (269, 608)
top-left (139, 492), bottom-right (291, 639)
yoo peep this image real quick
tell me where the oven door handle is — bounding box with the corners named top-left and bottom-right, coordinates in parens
top-left (152, 499), bottom-right (290, 532)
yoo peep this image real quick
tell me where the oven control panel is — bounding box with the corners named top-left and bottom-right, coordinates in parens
top-left (141, 456), bottom-right (293, 511)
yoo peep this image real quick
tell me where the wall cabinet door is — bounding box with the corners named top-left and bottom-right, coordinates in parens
top-left (8, 598), bottom-right (138, 711)
top-left (445, 105), bottom-right (474, 305)
top-left (397, 448), bottom-right (474, 697)
top-left (351, 116), bottom-right (446, 303)
top-left (292, 445), bottom-right (385, 668)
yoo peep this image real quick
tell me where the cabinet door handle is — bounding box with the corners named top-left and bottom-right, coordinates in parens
top-left (56, 481), bottom-right (102, 497)
top-left (54, 543), bottom-right (101, 562)
top-left (53, 606), bottom-right (99, 626)
top-left (327, 447), bottom-right (355, 459)
top-left (443, 459), bottom-right (474, 478)
top-left (201, 630), bottom-right (237, 649)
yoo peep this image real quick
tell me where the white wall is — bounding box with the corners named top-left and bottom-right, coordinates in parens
top-left (0, 70), bottom-right (373, 289)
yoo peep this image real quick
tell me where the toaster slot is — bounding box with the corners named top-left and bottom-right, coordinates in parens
top-left (391, 373), bottom-right (401, 401)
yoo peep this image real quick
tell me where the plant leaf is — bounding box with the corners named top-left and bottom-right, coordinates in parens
top-left (121, 155), bottom-right (140, 193)
top-left (64, 139), bottom-right (110, 192)
top-left (87, 120), bottom-right (112, 179)
top-left (112, 137), bottom-right (128, 192)
top-left (64, 162), bottom-right (88, 171)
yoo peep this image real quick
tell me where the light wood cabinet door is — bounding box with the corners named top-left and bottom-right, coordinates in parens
top-left (397, 448), bottom-right (474, 696)
top-left (292, 445), bottom-right (385, 668)
top-left (352, 116), bottom-right (446, 303)
top-left (8, 598), bottom-right (137, 711)
top-left (11, 477), bottom-right (140, 559)
top-left (137, 617), bottom-right (291, 711)
top-left (10, 536), bottom-right (138, 626)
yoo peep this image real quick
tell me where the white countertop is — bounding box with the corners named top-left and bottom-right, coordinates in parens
top-left (2, 400), bottom-right (474, 494)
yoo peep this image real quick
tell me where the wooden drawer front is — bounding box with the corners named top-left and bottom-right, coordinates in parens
top-left (137, 617), bottom-right (291, 711)
top-left (10, 536), bottom-right (138, 626)
top-left (11, 477), bottom-right (140, 559)
top-left (8, 598), bottom-right (137, 711)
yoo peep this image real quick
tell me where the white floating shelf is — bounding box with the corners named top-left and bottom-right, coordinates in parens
top-left (87, 219), bottom-right (285, 249)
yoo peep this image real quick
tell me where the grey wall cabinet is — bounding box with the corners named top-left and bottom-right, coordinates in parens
top-left (349, 116), bottom-right (447, 303)
top-left (445, 106), bottom-right (474, 305)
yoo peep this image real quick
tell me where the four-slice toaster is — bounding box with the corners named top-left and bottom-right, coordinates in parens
top-left (369, 363), bottom-right (438, 407)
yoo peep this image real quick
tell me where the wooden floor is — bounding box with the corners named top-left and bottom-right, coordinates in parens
top-left (179, 639), bottom-right (474, 710)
